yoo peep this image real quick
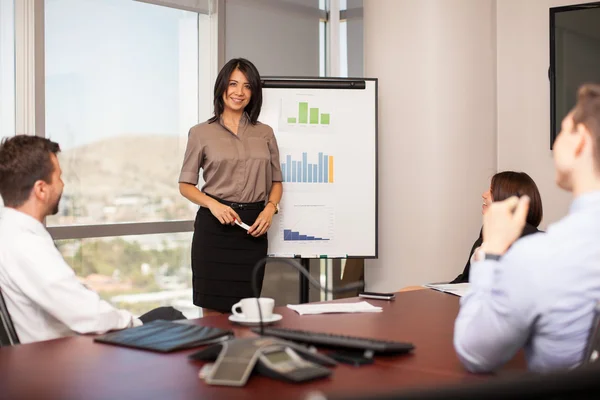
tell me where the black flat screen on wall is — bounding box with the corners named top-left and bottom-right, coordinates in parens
top-left (550, 2), bottom-right (600, 147)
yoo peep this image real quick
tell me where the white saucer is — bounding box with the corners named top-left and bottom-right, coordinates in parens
top-left (228, 313), bottom-right (283, 326)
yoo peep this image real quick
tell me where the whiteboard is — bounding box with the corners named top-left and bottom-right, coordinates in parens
top-left (261, 78), bottom-right (377, 258)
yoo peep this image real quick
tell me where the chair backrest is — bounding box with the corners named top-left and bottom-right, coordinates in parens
top-left (582, 301), bottom-right (600, 365)
top-left (0, 286), bottom-right (20, 347)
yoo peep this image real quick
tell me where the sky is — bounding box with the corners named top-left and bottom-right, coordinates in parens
top-left (45, 0), bottom-right (200, 149)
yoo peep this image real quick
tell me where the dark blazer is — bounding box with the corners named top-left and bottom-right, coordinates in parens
top-left (451, 223), bottom-right (542, 284)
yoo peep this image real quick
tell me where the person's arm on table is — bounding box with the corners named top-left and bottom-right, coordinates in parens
top-left (14, 236), bottom-right (142, 335)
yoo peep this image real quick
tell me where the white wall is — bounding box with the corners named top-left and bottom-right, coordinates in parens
top-left (496, 0), bottom-right (598, 229)
top-left (363, 0), bottom-right (497, 291)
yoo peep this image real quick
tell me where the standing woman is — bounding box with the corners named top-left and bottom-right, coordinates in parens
top-left (179, 58), bottom-right (283, 316)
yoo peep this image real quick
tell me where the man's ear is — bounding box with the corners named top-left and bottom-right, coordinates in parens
top-left (575, 123), bottom-right (594, 157)
top-left (574, 122), bottom-right (589, 157)
top-left (31, 180), bottom-right (47, 202)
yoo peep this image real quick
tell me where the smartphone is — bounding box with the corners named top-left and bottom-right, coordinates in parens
top-left (358, 292), bottom-right (396, 300)
top-left (328, 350), bottom-right (374, 366)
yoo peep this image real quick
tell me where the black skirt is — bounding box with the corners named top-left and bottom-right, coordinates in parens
top-left (191, 206), bottom-right (267, 313)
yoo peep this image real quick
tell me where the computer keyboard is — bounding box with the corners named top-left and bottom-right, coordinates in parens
top-left (251, 327), bottom-right (415, 354)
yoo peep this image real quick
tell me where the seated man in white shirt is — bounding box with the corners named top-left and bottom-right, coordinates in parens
top-left (0, 135), bottom-right (184, 344)
top-left (454, 83), bottom-right (600, 373)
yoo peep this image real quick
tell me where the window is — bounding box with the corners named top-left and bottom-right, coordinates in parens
top-left (0, 0), bottom-right (15, 141)
top-left (45, 0), bottom-right (206, 226)
top-left (320, 0), bottom-right (364, 78)
top-left (319, 0), bottom-right (326, 77)
top-left (41, 0), bottom-right (214, 318)
top-left (56, 232), bottom-right (194, 317)
top-left (5, 0), bottom-right (363, 312)
top-left (340, 0), bottom-right (363, 78)
top-left (320, 19), bottom-right (326, 77)
top-left (339, 0), bottom-right (348, 77)
top-left (0, 0), bottom-right (14, 208)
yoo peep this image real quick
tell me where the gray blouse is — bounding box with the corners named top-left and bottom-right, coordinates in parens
top-left (179, 114), bottom-right (283, 203)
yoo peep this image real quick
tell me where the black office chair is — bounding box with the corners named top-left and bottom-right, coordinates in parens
top-left (0, 287), bottom-right (20, 347)
top-left (582, 302), bottom-right (600, 365)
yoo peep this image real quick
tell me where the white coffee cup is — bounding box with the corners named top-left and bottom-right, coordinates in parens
top-left (231, 297), bottom-right (275, 320)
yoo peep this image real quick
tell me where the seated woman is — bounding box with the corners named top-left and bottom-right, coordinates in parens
top-left (451, 171), bottom-right (543, 284)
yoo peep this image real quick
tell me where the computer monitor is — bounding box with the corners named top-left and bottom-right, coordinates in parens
top-left (550, 2), bottom-right (600, 148)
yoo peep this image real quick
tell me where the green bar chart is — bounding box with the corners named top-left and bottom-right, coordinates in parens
top-left (299, 102), bottom-right (308, 124)
top-left (310, 108), bottom-right (318, 124)
top-left (288, 101), bottom-right (331, 126)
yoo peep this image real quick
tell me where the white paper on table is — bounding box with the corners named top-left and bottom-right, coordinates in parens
top-left (287, 301), bottom-right (383, 315)
top-left (423, 283), bottom-right (470, 297)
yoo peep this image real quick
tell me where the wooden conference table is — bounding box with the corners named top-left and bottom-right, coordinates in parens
top-left (0, 289), bottom-right (526, 400)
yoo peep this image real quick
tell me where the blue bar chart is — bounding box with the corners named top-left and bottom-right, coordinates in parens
top-left (281, 152), bottom-right (334, 183)
top-left (283, 229), bottom-right (330, 241)
top-left (279, 205), bottom-right (335, 243)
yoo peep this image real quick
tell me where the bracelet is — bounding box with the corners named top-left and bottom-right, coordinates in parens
top-left (266, 201), bottom-right (278, 214)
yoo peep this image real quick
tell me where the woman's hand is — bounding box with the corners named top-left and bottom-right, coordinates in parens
top-left (248, 204), bottom-right (276, 237)
top-left (208, 200), bottom-right (240, 225)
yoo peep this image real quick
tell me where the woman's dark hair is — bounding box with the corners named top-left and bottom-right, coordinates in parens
top-left (208, 58), bottom-right (262, 125)
top-left (0, 135), bottom-right (61, 207)
top-left (490, 171), bottom-right (543, 227)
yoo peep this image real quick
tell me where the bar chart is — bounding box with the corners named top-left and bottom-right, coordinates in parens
top-left (278, 98), bottom-right (334, 133)
top-left (283, 229), bottom-right (329, 241)
top-left (286, 101), bottom-right (330, 125)
top-left (281, 152), bottom-right (334, 184)
top-left (280, 205), bottom-right (335, 243)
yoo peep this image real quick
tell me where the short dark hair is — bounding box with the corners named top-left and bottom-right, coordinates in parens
top-left (0, 135), bottom-right (61, 207)
top-left (571, 83), bottom-right (600, 170)
top-left (208, 58), bottom-right (263, 125)
top-left (491, 171), bottom-right (543, 227)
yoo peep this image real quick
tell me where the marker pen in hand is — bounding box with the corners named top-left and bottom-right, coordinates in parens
top-left (234, 218), bottom-right (251, 231)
